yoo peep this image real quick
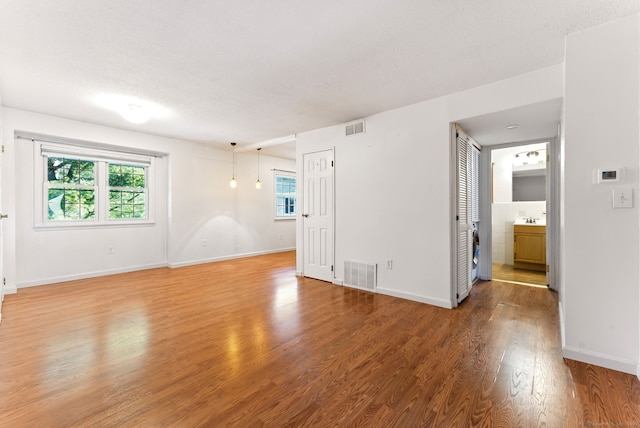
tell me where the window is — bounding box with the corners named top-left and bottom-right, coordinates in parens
top-left (275, 171), bottom-right (296, 219)
top-left (37, 140), bottom-right (154, 227)
top-left (108, 163), bottom-right (147, 219)
top-left (47, 157), bottom-right (96, 220)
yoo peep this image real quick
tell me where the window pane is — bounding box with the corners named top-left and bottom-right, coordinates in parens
top-left (275, 174), bottom-right (296, 217)
top-left (108, 163), bottom-right (145, 189)
top-left (109, 190), bottom-right (146, 220)
top-left (48, 188), bottom-right (95, 220)
top-left (48, 157), bottom-right (94, 185)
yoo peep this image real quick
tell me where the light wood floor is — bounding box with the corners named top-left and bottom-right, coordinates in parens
top-left (492, 263), bottom-right (547, 286)
top-left (1, 252), bottom-right (638, 427)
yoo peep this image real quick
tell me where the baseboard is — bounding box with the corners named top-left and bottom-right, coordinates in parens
top-left (376, 287), bottom-right (453, 309)
top-left (167, 247), bottom-right (295, 268)
top-left (16, 263), bottom-right (167, 289)
top-left (563, 346), bottom-right (638, 375)
top-left (4, 287), bottom-right (17, 294)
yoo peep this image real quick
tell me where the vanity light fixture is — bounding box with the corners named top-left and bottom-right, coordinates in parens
top-left (255, 148), bottom-right (262, 189)
top-left (230, 142), bottom-right (237, 188)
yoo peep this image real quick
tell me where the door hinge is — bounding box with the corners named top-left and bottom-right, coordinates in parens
top-left (546, 265), bottom-right (550, 272)
top-left (331, 265), bottom-right (334, 272)
top-left (456, 215), bottom-right (459, 221)
top-left (456, 132), bottom-right (459, 138)
top-left (331, 160), bottom-right (334, 167)
top-left (3, 278), bottom-right (5, 286)
top-left (1, 145), bottom-right (4, 153)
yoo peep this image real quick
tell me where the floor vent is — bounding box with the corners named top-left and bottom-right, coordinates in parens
top-left (345, 120), bottom-right (365, 136)
top-left (344, 261), bottom-right (377, 291)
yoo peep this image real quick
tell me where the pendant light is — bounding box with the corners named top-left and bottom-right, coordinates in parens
top-left (230, 142), bottom-right (237, 188)
top-left (255, 148), bottom-right (262, 189)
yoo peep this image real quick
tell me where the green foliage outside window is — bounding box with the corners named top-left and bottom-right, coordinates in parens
top-left (108, 164), bottom-right (147, 219)
top-left (47, 158), bottom-right (95, 220)
top-left (46, 157), bottom-right (147, 222)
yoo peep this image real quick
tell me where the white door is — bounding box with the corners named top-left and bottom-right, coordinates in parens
top-left (456, 130), bottom-right (472, 303)
top-left (302, 149), bottom-right (334, 282)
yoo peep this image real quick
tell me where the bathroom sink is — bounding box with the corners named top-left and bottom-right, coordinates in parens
top-left (514, 219), bottom-right (546, 226)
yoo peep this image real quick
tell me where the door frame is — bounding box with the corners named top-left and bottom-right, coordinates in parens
top-left (300, 147), bottom-right (335, 282)
top-left (476, 136), bottom-right (560, 289)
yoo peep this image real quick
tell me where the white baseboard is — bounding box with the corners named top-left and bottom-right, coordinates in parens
top-left (167, 247), bottom-right (295, 268)
top-left (16, 263), bottom-right (167, 289)
top-left (376, 287), bottom-right (453, 309)
top-left (4, 287), bottom-right (17, 294)
top-left (563, 346), bottom-right (638, 375)
top-left (332, 278), bottom-right (344, 286)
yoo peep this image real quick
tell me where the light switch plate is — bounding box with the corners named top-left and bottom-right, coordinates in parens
top-left (613, 188), bottom-right (633, 208)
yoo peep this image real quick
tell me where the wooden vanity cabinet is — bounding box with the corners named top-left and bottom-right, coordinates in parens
top-left (513, 225), bottom-right (546, 272)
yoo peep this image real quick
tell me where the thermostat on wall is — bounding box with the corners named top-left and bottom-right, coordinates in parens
top-left (594, 168), bottom-right (624, 184)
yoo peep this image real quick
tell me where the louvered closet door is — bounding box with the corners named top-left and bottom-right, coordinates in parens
top-left (457, 132), bottom-right (472, 303)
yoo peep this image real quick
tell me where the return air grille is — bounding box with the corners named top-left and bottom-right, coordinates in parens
top-left (345, 120), bottom-right (365, 136)
top-left (344, 261), bottom-right (377, 291)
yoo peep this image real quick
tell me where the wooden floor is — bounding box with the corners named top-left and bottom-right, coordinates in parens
top-left (1, 252), bottom-right (639, 427)
top-left (492, 263), bottom-right (547, 287)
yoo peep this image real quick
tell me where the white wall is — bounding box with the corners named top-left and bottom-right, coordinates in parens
top-left (2, 108), bottom-right (295, 290)
top-left (563, 14), bottom-right (640, 374)
top-left (296, 64), bottom-right (563, 309)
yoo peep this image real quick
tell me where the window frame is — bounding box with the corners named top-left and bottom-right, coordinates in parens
top-left (35, 141), bottom-right (155, 229)
top-left (274, 170), bottom-right (297, 221)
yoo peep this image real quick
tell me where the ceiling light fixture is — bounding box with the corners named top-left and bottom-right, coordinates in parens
top-left (230, 142), bottom-right (237, 188)
top-left (255, 148), bottom-right (262, 189)
top-left (506, 124), bottom-right (519, 130)
top-left (119, 103), bottom-right (151, 124)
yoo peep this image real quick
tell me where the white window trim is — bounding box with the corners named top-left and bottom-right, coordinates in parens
top-left (274, 169), bottom-right (297, 221)
top-left (34, 140), bottom-right (156, 229)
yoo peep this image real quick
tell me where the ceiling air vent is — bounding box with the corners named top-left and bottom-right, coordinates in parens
top-left (345, 120), bottom-right (365, 136)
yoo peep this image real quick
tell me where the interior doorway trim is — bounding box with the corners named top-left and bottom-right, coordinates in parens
top-left (479, 136), bottom-right (560, 291)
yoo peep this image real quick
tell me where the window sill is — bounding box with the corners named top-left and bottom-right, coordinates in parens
top-left (35, 220), bottom-right (156, 231)
top-left (274, 217), bottom-right (296, 222)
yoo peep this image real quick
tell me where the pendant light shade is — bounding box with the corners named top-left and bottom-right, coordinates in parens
top-left (255, 148), bottom-right (262, 189)
top-left (230, 142), bottom-right (237, 188)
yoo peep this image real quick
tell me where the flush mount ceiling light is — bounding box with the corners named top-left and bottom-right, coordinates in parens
top-left (506, 124), bottom-right (519, 130)
top-left (119, 103), bottom-right (151, 124)
top-left (255, 148), bottom-right (262, 189)
top-left (230, 142), bottom-right (237, 188)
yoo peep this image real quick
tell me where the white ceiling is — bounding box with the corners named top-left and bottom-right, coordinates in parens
top-left (1, 1), bottom-right (638, 159)
top-left (457, 98), bottom-right (563, 146)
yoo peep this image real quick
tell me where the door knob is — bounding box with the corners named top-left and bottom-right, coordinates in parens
top-left (302, 214), bottom-right (309, 218)
top-left (0, 213), bottom-right (7, 219)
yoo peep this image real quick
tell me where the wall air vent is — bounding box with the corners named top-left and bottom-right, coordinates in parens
top-left (345, 120), bottom-right (365, 136)
top-left (344, 261), bottom-right (377, 291)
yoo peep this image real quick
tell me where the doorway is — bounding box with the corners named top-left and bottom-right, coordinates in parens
top-left (490, 140), bottom-right (552, 287)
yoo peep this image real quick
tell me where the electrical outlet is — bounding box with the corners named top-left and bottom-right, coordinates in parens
top-left (386, 259), bottom-right (393, 269)
top-left (202, 239), bottom-right (208, 247)
top-left (108, 247), bottom-right (115, 255)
